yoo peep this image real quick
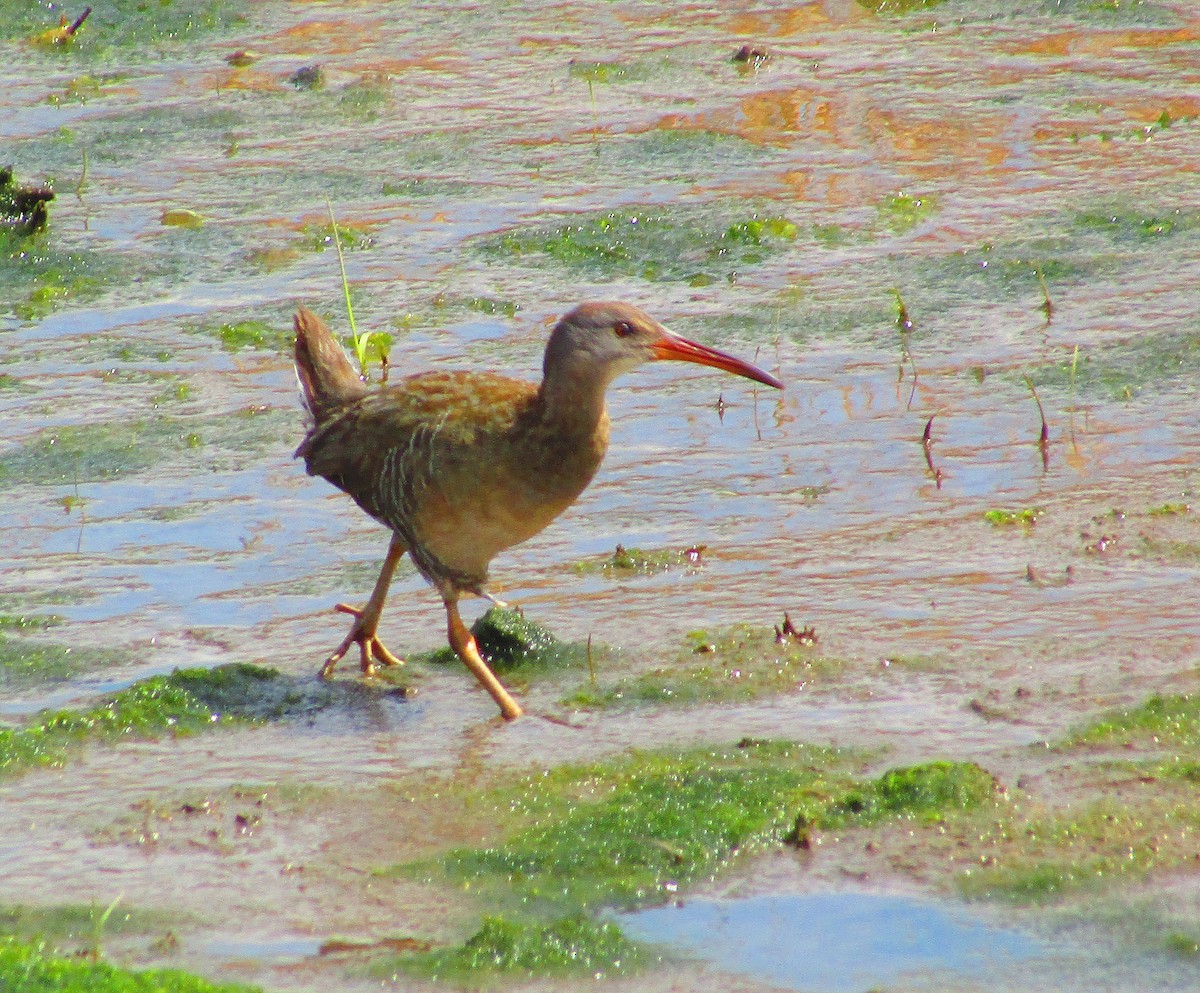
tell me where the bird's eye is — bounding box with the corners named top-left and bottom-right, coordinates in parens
top-left (614, 321), bottom-right (635, 338)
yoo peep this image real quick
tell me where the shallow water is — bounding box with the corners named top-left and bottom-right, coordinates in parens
top-left (3, 0), bottom-right (1200, 989)
top-left (623, 891), bottom-right (1200, 993)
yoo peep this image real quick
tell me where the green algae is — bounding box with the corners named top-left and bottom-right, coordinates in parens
top-left (859, 0), bottom-right (947, 13)
top-left (1148, 502), bottom-right (1191, 516)
top-left (0, 633), bottom-right (121, 688)
top-left (984, 507), bottom-right (1042, 527)
top-left (0, 0), bottom-right (250, 56)
top-left (1067, 693), bottom-right (1200, 749)
top-left (0, 664), bottom-right (283, 778)
top-left (0, 902), bottom-right (177, 945)
top-left (481, 205), bottom-right (798, 283)
top-left (677, 298), bottom-right (896, 347)
top-left (412, 741), bottom-right (856, 912)
top-left (956, 796), bottom-right (1200, 904)
top-left (422, 607), bottom-right (600, 673)
top-left (1031, 328), bottom-right (1200, 401)
top-left (612, 129), bottom-right (767, 175)
top-left (208, 319), bottom-right (291, 353)
top-left (877, 191), bottom-right (938, 234)
top-left (817, 761), bottom-right (999, 828)
top-left (0, 407), bottom-right (292, 488)
top-left (0, 660), bottom-right (395, 778)
top-left (0, 935), bottom-right (260, 993)
top-left (1075, 206), bottom-right (1200, 243)
top-left (297, 221), bottom-right (374, 254)
top-left (1, 230), bottom-right (114, 322)
top-left (380, 177), bottom-right (476, 200)
top-left (461, 295), bottom-right (521, 319)
top-left (568, 61), bottom-right (632, 84)
top-left (564, 623), bottom-right (835, 711)
top-left (572, 544), bottom-right (704, 576)
top-left (379, 746), bottom-right (1008, 980)
top-left (0, 614), bottom-right (62, 632)
top-left (377, 914), bottom-right (646, 983)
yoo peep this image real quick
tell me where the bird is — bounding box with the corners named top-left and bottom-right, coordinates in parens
top-left (293, 301), bottom-right (783, 720)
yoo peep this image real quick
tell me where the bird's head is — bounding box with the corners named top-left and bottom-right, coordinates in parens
top-left (543, 301), bottom-right (783, 391)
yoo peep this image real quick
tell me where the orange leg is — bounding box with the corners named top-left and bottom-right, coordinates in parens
top-left (320, 533), bottom-right (407, 678)
top-left (444, 596), bottom-right (523, 720)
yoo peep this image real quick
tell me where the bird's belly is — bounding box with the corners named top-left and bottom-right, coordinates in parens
top-left (412, 486), bottom-right (576, 581)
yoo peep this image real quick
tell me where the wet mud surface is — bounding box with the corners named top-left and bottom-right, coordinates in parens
top-left (3, 0), bottom-right (1200, 990)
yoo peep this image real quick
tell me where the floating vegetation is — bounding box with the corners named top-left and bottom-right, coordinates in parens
top-left (0, 901), bottom-right (177, 945)
top-left (0, 231), bottom-right (115, 321)
top-left (380, 177), bottom-right (475, 199)
top-left (0, 663), bottom-right (391, 779)
top-left (811, 761), bottom-right (998, 830)
top-left (297, 220), bottom-right (374, 253)
top-left (1075, 205), bottom-right (1200, 242)
top-left (568, 61), bottom-right (631, 84)
top-left (380, 746), bottom-right (999, 979)
top-left (160, 208), bottom-right (205, 229)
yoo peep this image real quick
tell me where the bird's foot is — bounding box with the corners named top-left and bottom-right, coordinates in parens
top-left (318, 603), bottom-right (405, 679)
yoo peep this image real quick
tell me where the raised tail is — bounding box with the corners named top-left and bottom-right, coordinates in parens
top-left (293, 307), bottom-right (368, 421)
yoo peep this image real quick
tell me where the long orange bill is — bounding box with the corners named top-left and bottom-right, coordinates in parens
top-left (651, 330), bottom-right (784, 390)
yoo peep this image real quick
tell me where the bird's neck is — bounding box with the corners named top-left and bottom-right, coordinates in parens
top-left (536, 365), bottom-right (613, 439)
